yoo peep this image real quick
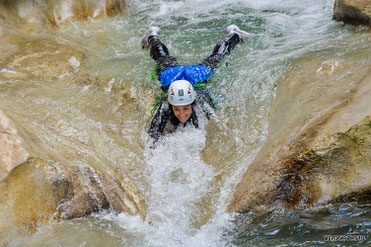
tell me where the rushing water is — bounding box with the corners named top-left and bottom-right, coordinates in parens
top-left (1, 0), bottom-right (370, 246)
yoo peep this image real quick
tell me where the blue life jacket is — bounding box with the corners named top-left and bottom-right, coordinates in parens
top-left (159, 65), bottom-right (213, 88)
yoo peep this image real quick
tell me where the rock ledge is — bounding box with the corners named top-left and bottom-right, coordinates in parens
top-left (333, 0), bottom-right (371, 26)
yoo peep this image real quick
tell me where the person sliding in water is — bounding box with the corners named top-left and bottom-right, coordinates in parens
top-left (142, 25), bottom-right (251, 146)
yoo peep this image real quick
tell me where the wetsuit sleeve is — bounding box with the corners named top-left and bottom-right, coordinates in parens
top-left (194, 87), bottom-right (217, 119)
top-left (148, 99), bottom-right (171, 145)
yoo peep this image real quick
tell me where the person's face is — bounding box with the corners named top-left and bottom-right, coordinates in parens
top-left (172, 104), bottom-right (192, 123)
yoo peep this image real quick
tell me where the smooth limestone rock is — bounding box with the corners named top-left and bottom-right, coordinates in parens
top-left (0, 157), bottom-right (147, 245)
top-left (0, 39), bottom-right (84, 81)
top-left (228, 48), bottom-right (371, 212)
top-left (0, 0), bottom-right (128, 30)
top-left (0, 109), bottom-right (28, 180)
top-left (0, 158), bottom-right (68, 244)
top-left (56, 163), bottom-right (147, 220)
top-left (47, 0), bottom-right (128, 25)
top-left (333, 0), bottom-right (371, 26)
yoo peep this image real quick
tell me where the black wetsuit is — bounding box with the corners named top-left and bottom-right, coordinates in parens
top-left (148, 33), bottom-right (243, 144)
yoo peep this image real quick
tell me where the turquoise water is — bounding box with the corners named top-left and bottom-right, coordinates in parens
top-left (2, 0), bottom-right (370, 246)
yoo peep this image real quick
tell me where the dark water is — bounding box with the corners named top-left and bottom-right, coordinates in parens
top-left (230, 203), bottom-right (370, 246)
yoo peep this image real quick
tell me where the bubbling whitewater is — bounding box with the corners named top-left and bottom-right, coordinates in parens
top-left (142, 127), bottom-right (220, 246)
top-left (1, 0), bottom-right (370, 246)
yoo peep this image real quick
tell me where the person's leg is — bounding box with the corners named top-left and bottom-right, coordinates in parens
top-left (202, 25), bottom-right (251, 71)
top-left (202, 34), bottom-right (240, 71)
top-left (149, 37), bottom-right (179, 76)
top-left (142, 27), bottom-right (179, 76)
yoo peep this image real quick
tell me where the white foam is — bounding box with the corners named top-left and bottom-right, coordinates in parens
top-left (99, 121), bottom-right (236, 246)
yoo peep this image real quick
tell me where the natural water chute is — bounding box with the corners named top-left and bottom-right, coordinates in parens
top-left (0, 0), bottom-right (370, 246)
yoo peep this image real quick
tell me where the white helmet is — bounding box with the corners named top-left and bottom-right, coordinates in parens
top-left (168, 80), bottom-right (196, 106)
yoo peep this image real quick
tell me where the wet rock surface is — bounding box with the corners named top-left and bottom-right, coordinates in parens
top-left (0, 39), bottom-right (84, 81)
top-left (0, 0), bottom-right (128, 29)
top-left (0, 109), bottom-right (28, 180)
top-left (228, 46), bottom-right (371, 212)
top-left (0, 157), bottom-right (146, 245)
top-left (333, 0), bottom-right (371, 26)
